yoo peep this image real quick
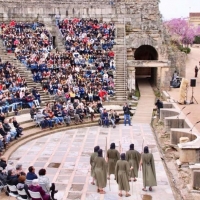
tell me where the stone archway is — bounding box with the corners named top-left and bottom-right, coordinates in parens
top-left (133, 45), bottom-right (159, 86)
top-left (134, 45), bottom-right (158, 60)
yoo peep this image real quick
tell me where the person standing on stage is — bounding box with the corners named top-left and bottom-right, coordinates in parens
top-left (195, 66), bottom-right (199, 78)
top-left (115, 153), bottom-right (131, 197)
top-left (90, 146), bottom-right (100, 185)
top-left (139, 146), bottom-right (157, 191)
top-left (126, 144), bottom-right (141, 182)
top-left (94, 149), bottom-right (107, 194)
top-left (123, 103), bottom-right (132, 126)
top-left (107, 143), bottom-right (120, 180)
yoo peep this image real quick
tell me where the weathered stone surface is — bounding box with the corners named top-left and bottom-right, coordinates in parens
top-left (180, 137), bottom-right (190, 143)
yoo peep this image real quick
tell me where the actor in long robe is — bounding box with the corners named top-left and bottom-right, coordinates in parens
top-left (140, 146), bottom-right (157, 191)
top-left (94, 149), bottom-right (107, 194)
top-left (115, 153), bottom-right (131, 197)
top-left (107, 143), bottom-right (120, 179)
top-left (126, 144), bottom-right (141, 181)
top-left (90, 146), bottom-right (100, 185)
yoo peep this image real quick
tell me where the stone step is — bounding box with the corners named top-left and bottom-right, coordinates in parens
top-left (116, 96), bottom-right (127, 100)
top-left (115, 88), bottom-right (126, 91)
top-left (41, 97), bottom-right (51, 101)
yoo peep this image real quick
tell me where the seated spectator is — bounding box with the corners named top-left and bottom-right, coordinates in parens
top-left (101, 109), bottom-right (109, 127)
top-left (26, 166), bottom-right (38, 180)
top-left (0, 137), bottom-right (4, 152)
top-left (12, 116), bottom-right (23, 135)
top-left (0, 113), bottom-right (5, 123)
top-left (29, 179), bottom-right (51, 200)
top-left (0, 166), bottom-right (7, 186)
top-left (30, 105), bottom-right (37, 119)
top-left (25, 94), bottom-right (34, 108)
top-left (114, 110), bottom-right (121, 124)
top-left (54, 107), bottom-right (64, 123)
top-left (7, 169), bottom-right (18, 187)
top-left (15, 163), bottom-right (24, 175)
top-left (46, 110), bottom-right (61, 126)
top-left (0, 156), bottom-right (7, 170)
top-left (99, 89), bottom-right (109, 102)
top-left (0, 122), bottom-right (10, 144)
top-left (88, 103), bottom-right (95, 122)
top-left (41, 110), bottom-right (53, 129)
top-left (75, 105), bottom-right (84, 122)
top-left (3, 119), bottom-right (18, 139)
top-left (96, 100), bottom-right (103, 113)
top-left (8, 118), bottom-right (21, 138)
top-left (62, 107), bottom-right (71, 126)
top-left (16, 175), bottom-right (30, 199)
top-left (109, 109), bottom-right (116, 128)
top-left (38, 168), bottom-right (58, 200)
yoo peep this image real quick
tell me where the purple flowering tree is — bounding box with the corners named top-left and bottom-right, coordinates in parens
top-left (164, 18), bottom-right (200, 46)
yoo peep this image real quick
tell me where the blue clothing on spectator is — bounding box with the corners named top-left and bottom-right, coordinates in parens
top-left (26, 172), bottom-right (38, 180)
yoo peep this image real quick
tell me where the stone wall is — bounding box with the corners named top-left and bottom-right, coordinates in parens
top-left (0, 0), bottom-right (186, 91)
top-left (168, 50), bottom-right (187, 78)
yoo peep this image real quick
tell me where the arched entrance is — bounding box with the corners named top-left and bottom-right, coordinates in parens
top-left (134, 45), bottom-right (158, 86)
top-left (134, 45), bottom-right (158, 60)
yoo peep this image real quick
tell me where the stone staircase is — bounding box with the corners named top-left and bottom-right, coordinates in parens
top-left (113, 23), bottom-right (127, 102)
top-left (0, 42), bottom-right (52, 106)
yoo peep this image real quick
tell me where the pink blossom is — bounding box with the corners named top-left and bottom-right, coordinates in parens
top-left (164, 18), bottom-right (200, 45)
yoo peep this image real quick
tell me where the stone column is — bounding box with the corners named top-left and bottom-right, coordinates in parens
top-left (127, 67), bottom-right (135, 92)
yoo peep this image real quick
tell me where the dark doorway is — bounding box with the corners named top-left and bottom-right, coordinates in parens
top-left (134, 45), bottom-right (158, 60)
top-left (135, 67), bottom-right (157, 86)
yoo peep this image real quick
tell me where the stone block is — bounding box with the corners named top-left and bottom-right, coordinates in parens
top-left (179, 149), bottom-right (197, 163)
top-left (192, 170), bottom-right (200, 189)
top-left (170, 130), bottom-right (196, 145)
top-left (179, 137), bottom-right (190, 144)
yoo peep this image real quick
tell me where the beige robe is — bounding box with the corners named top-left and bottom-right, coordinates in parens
top-left (115, 160), bottom-right (130, 191)
top-left (90, 152), bottom-right (98, 177)
top-left (126, 150), bottom-right (141, 178)
top-left (141, 153), bottom-right (157, 187)
top-left (107, 149), bottom-right (120, 175)
top-left (94, 157), bottom-right (107, 188)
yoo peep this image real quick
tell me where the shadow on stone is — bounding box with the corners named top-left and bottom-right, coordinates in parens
top-left (67, 192), bottom-right (82, 199)
top-left (70, 184), bottom-right (84, 191)
top-left (48, 163), bottom-right (61, 168)
top-left (142, 194), bottom-right (152, 200)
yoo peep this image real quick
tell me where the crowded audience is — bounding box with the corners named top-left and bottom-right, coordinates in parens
top-left (1, 19), bottom-right (116, 105)
top-left (0, 19), bottom-right (120, 152)
top-left (0, 158), bottom-right (57, 200)
top-left (0, 58), bottom-right (41, 114)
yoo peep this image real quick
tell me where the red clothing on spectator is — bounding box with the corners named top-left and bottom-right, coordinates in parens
top-left (14, 39), bottom-right (19, 45)
top-left (108, 51), bottom-right (114, 57)
top-left (98, 90), bottom-right (107, 98)
top-left (1, 23), bottom-right (5, 30)
top-left (10, 20), bottom-right (16, 27)
top-left (29, 185), bottom-right (50, 200)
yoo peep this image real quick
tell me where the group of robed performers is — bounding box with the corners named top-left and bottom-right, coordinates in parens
top-left (90, 143), bottom-right (157, 197)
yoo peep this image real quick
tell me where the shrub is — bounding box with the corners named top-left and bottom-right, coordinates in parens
top-left (179, 46), bottom-right (191, 54)
top-left (194, 36), bottom-right (200, 44)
